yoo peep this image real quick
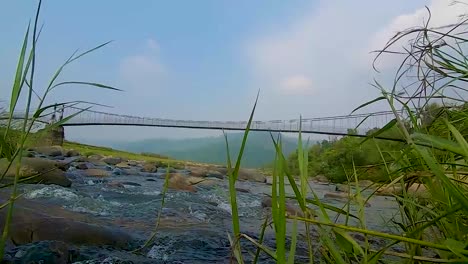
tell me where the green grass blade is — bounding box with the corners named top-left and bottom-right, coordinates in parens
top-left (287, 219), bottom-right (298, 264)
top-left (50, 81), bottom-right (122, 91)
top-left (9, 23), bottom-right (30, 113)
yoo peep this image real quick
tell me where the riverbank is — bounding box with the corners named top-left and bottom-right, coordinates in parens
top-left (0, 142), bottom-right (402, 263)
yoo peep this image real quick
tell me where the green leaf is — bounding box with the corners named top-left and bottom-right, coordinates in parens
top-left (9, 23), bottom-right (30, 113)
top-left (412, 133), bottom-right (466, 156)
top-left (351, 96), bottom-right (386, 114)
top-left (287, 219), bottom-right (298, 264)
top-left (361, 119), bottom-right (397, 144)
top-left (50, 81), bottom-right (122, 91)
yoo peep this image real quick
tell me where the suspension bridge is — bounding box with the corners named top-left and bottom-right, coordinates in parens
top-left (34, 106), bottom-right (398, 137)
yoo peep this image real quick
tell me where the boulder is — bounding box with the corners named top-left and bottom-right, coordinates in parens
top-left (238, 169), bottom-right (266, 183)
top-left (376, 183), bottom-right (429, 199)
top-left (101, 157), bottom-right (122, 165)
top-left (65, 149), bottom-right (80, 157)
top-left (0, 158), bottom-right (71, 187)
top-left (0, 190), bottom-right (135, 249)
top-left (141, 162), bottom-right (158, 173)
top-left (335, 184), bottom-right (350, 193)
top-left (115, 162), bottom-right (130, 169)
top-left (187, 166), bottom-right (208, 177)
top-left (75, 163), bottom-right (88, 170)
top-left (206, 170), bottom-right (224, 179)
top-left (168, 174), bottom-right (196, 192)
top-left (88, 159), bottom-right (107, 167)
top-left (123, 168), bottom-right (141, 175)
top-left (6, 240), bottom-right (79, 264)
top-left (312, 175), bottom-right (329, 183)
top-left (31, 146), bottom-right (63, 157)
top-left (83, 169), bottom-right (111, 178)
top-left (127, 160), bottom-right (138, 166)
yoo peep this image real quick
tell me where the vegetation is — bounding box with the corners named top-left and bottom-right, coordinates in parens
top-left (226, 7), bottom-right (468, 264)
top-left (64, 141), bottom-right (177, 164)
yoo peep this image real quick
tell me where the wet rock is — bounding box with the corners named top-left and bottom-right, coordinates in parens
top-left (123, 168), bottom-right (141, 175)
top-left (238, 169), bottom-right (266, 183)
top-left (112, 168), bottom-right (124, 175)
top-left (187, 166), bottom-right (208, 177)
top-left (261, 197), bottom-right (305, 217)
top-left (0, 191), bottom-right (135, 249)
top-left (235, 187), bottom-right (250, 193)
top-left (75, 163), bottom-right (88, 170)
top-left (88, 159), bottom-right (107, 167)
top-left (65, 149), bottom-right (80, 157)
top-left (141, 162), bottom-right (158, 173)
top-left (146, 179), bottom-right (156, 182)
top-left (101, 157), bottom-right (122, 166)
top-left (31, 146), bottom-right (64, 157)
top-left (168, 173), bottom-right (196, 192)
top-left (7, 240), bottom-right (79, 264)
top-left (83, 169), bottom-right (111, 178)
top-left (120, 181), bottom-right (142, 187)
top-left (0, 157), bottom-right (71, 187)
top-left (107, 181), bottom-right (125, 188)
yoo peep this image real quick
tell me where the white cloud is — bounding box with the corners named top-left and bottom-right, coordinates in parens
top-left (119, 38), bottom-right (166, 92)
top-left (280, 75), bottom-right (314, 95)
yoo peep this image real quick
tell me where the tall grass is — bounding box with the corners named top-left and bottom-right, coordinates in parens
top-left (226, 6), bottom-right (468, 264)
top-left (0, 0), bottom-right (118, 258)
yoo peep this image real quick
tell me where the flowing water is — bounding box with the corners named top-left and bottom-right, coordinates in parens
top-left (11, 165), bottom-right (401, 263)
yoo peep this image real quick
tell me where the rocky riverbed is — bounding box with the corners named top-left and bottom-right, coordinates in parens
top-left (0, 146), bottom-right (402, 263)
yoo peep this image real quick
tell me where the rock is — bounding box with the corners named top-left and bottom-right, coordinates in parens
top-left (235, 187), bottom-right (250, 193)
top-left (324, 192), bottom-right (371, 207)
top-left (206, 170), bottom-right (224, 179)
top-left (0, 190), bottom-right (135, 249)
top-left (7, 240), bottom-right (79, 264)
top-left (376, 183), bottom-right (429, 199)
top-left (358, 180), bottom-right (375, 188)
top-left (312, 175), bottom-right (329, 183)
top-left (238, 169), bottom-right (266, 183)
top-left (31, 146), bottom-right (63, 157)
top-left (88, 154), bottom-right (103, 160)
top-left (65, 149), bottom-right (80, 157)
top-left (168, 174), bottom-right (196, 192)
top-left (101, 157), bottom-right (122, 165)
top-left (88, 159), bottom-right (107, 167)
top-left (121, 181), bottom-right (142, 187)
top-left (158, 167), bottom-right (176, 174)
top-left (146, 179), bottom-right (156, 182)
top-left (107, 181), bottom-right (125, 188)
top-left (112, 168), bottom-right (124, 175)
top-left (83, 169), bottom-right (111, 178)
top-left (123, 168), bottom-right (141, 175)
top-left (75, 163), bottom-right (88, 170)
top-left (0, 157), bottom-right (71, 187)
top-left (261, 197), bottom-right (305, 217)
top-left (115, 162), bottom-right (130, 169)
top-left (187, 166), bottom-right (208, 177)
top-left (22, 151), bottom-right (35, 158)
top-left (127, 160), bottom-right (138, 166)
top-left (141, 162), bottom-right (158, 173)
top-left (265, 176), bottom-right (273, 185)
top-left (335, 184), bottom-right (350, 192)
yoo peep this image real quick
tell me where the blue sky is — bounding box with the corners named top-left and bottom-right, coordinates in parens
top-left (1, 0), bottom-right (465, 141)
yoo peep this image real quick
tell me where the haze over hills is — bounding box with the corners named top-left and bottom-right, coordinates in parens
top-left (107, 132), bottom-right (301, 168)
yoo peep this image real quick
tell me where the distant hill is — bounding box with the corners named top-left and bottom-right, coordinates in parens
top-left (110, 132), bottom-right (299, 168)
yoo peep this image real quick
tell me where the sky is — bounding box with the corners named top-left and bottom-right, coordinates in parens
top-left (1, 0), bottom-right (467, 142)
